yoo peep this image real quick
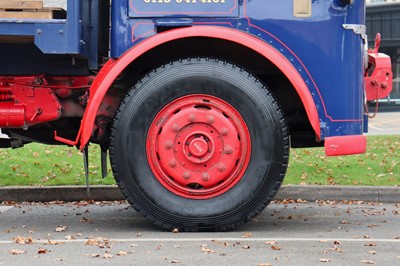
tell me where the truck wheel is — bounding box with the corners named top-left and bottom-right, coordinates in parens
top-left (110, 58), bottom-right (289, 231)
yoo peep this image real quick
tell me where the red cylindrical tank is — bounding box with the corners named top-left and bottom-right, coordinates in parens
top-left (0, 102), bottom-right (26, 128)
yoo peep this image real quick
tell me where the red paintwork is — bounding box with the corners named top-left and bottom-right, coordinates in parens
top-left (146, 95), bottom-right (251, 199)
top-left (78, 26), bottom-right (320, 150)
top-left (0, 76), bottom-right (62, 128)
top-left (324, 135), bottom-right (367, 156)
top-left (365, 34), bottom-right (393, 101)
top-left (0, 75), bottom-right (93, 138)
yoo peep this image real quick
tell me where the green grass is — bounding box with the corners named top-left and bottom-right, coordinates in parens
top-left (0, 144), bottom-right (115, 186)
top-left (285, 135), bottom-right (400, 186)
top-left (0, 135), bottom-right (398, 187)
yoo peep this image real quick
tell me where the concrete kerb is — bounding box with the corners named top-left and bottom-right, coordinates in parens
top-left (0, 185), bottom-right (399, 203)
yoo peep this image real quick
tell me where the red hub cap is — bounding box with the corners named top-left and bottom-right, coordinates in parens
top-left (146, 95), bottom-right (251, 199)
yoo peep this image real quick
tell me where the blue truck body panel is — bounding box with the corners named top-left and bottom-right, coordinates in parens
top-left (111, 0), bottom-right (366, 139)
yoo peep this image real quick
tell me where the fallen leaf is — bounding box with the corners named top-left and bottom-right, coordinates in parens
top-left (55, 226), bottom-right (67, 232)
top-left (243, 245), bottom-right (251, 249)
top-left (367, 224), bottom-right (378, 228)
top-left (360, 260), bottom-right (375, 264)
top-left (45, 239), bottom-right (64, 245)
top-left (330, 246), bottom-right (343, 253)
top-left (65, 235), bottom-right (75, 240)
top-left (9, 249), bottom-right (26, 255)
top-left (86, 253), bottom-right (100, 258)
top-left (364, 243), bottom-right (377, 247)
top-left (103, 253), bottom-right (113, 259)
top-left (201, 245), bottom-right (214, 254)
top-left (271, 245), bottom-right (281, 251)
top-left (242, 232), bottom-right (253, 238)
top-left (320, 258), bottom-right (330, 262)
top-left (258, 264), bottom-right (272, 266)
top-left (84, 237), bottom-right (111, 248)
top-left (368, 251), bottom-right (376, 255)
top-left (80, 217), bottom-right (92, 223)
top-left (265, 241), bottom-right (277, 245)
top-left (37, 248), bottom-right (48, 254)
top-left (171, 260), bottom-right (181, 264)
top-left (55, 258), bottom-right (66, 262)
top-left (116, 251), bottom-right (128, 256)
top-left (13, 236), bottom-right (34, 245)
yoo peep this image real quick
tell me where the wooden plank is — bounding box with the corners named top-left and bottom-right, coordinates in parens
top-left (0, 11), bottom-right (52, 19)
top-left (0, 8), bottom-right (66, 19)
top-left (0, 1), bottom-right (43, 10)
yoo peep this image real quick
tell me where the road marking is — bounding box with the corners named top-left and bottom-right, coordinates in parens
top-left (0, 237), bottom-right (399, 244)
top-left (0, 206), bottom-right (13, 214)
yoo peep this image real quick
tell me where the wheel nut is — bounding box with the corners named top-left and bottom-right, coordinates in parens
top-left (172, 123), bottom-right (180, 132)
top-left (221, 128), bottom-right (229, 136)
top-left (169, 160), bottom-right (177, 168)
top-left (217, 163), bottom-right (226, 172)
top-left (201, 173), bottom-right (210, 181)
top-left (165, 141), bottom-right (173, 149)
top-left (224, 146), bottom-right (234, 154)
top-left (183, 171), bottom-right (191, 180)
top-left (188, 114), bottom-right (196, 122)
top-left (206, 115), bottom-right (215, 124)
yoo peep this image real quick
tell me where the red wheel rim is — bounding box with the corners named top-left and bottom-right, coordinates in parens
top-left (146, 95), bottom-right (251, 199)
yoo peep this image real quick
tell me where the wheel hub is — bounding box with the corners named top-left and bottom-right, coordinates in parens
top-left (185, 133), bottom-right (213, 162)
top-left (146, 95), bottom-right (251, 199)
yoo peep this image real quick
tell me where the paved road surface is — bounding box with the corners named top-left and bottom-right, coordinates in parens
top-left (367, 112), bottom-right (400, 135)
top-left (1, 201), bottom-right (399, 265)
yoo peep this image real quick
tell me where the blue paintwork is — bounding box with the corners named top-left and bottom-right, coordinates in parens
top-left (111, 0), bottom-right (366, 139)
top-left (0, 0), bottom-right (99, 69)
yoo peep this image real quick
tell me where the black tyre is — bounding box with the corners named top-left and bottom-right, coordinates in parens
top-left (110, 58), bottom-right (289, 231)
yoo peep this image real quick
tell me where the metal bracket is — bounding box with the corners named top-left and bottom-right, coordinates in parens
top-left (83, 145), bottom-right (92, 197)
top-left (343, 24), bottom-right (367, 43)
